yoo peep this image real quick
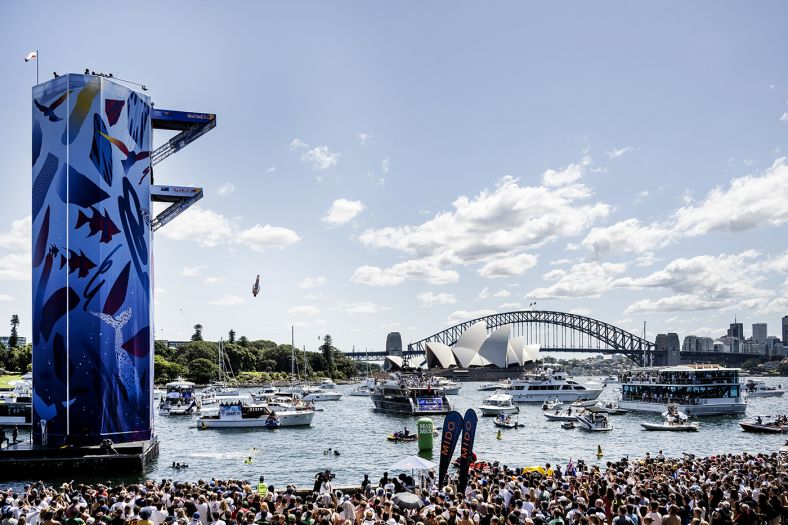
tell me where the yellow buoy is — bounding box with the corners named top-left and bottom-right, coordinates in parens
top-left (244, 456), bottom-right (254, 464)
top-left (596, 445), bottom-right (603, 459)
top-left (496, 429), bottom-right (502, 440)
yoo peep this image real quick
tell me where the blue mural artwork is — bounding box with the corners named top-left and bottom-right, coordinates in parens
top-left (32, 74), bottom-right (153, 446)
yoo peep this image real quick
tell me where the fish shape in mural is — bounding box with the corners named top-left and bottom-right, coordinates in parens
top-left (76, 206), bottom-right (120, 243)
top-left (34, 90), bottom-right (71, 122)
top-left (90, 114), bottom-right (113, 186)
top-left (40, 287), bottom-right (80, 342)
top-left (127, 91), bottom-right (150, 147)
top-left (99, 131), bottom-right (150, 178)
top-left (32, 154), bottom-right (59, 221)
top-left (65, 77), bottom-right (100, 144)
top-left (105, 99), bottom-right (125, 126)
top-left (103, 262), bottom-right (130, 316)
top-left (33, 120), bottom-right (42, 166)
top-left (92, 308), bottom-right (140, 406)
top-left (58, 166), bottom-right (110, 208)
top-left (33, 207), bottom-right (50, 268)
top-left (66, 249), bottom-right (96, 278)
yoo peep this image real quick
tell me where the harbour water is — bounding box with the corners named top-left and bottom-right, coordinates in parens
top-left (4, 376), bottom-right (787, 487)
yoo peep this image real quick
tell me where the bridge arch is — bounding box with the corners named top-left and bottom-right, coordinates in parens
top-left (406, 310), bottom-right (656, 365)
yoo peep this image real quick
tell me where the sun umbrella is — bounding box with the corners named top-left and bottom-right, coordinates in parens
top-left (389, 455), bottom-right (437, 471)
top-left (392, 492), bottom-right (424, 510)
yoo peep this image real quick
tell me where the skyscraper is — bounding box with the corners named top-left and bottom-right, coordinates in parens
top-left (783, 316), bottom-right (788, 344)
top-left (728, 321), bottom-right (744, 340)
top-left (752, 323), bottom-right (767, 352)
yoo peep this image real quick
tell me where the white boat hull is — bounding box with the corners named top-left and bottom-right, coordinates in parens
top-left (576, 419), bottom-right (612, 431)
top-left (303, 392), bottom-right (342, 401)
top-left (349, 389), bottom-right (371, 397)
top-left (544, 413), bottom-right (578, 422)
top-left (199, 411), bottom-right (314, 428)
top-left (620, 400), bottom-right (746, 416)
top-left (641, 422), bottom-right (698, 432)
top-left (479, 405), bottom-right (519, 416)
top-left (745, 391), bottom-right (784, 398)
top-left (511, 389), bottom-right (602, 403)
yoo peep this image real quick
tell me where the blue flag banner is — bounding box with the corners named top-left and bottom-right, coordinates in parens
top-left (457, 408), bottom-right (478, 493)
top-left (438, 410), bottom-right (464, 489)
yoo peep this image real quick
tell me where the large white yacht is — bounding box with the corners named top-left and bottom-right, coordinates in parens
top-left (371, 374), bottom-right (452, 415)
top-left (198, 401), bottom-right (314, 428)
top-left (619, 364), bottom-right (747, 416)
top-left (509, 369), bottom-right (602, 403)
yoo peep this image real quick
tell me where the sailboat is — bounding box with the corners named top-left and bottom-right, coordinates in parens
top-left (202, 339), bottom-right (240, 401)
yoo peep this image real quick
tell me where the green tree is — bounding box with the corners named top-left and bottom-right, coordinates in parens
top-left (192, 323), bottom-right (203, 341)
top-left (154, 355), bottom-right (187, 383)
top-left (187, 357), bottom-right (219, 384)
top-left (8, 315), bottom-right (19, 349)
top-left (238, 336), bottom-right (249, 348)
top-left (320, 335), bottom-right (334, 378)
top-left (228, 329), bottom-right (236, 344)
top-left (10, 344), bottom-right (32, 372)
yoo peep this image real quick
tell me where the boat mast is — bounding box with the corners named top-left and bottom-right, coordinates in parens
top-left (291, 325), bottom-right (295, 379)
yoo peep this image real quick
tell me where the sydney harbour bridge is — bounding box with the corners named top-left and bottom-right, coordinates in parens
top-left (344, 310), bottom-right (750, 367)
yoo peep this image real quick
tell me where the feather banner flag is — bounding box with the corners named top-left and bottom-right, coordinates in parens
top-left (25, 51), bottom-right (38, 62)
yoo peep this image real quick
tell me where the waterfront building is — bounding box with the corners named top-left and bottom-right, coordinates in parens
top-left (681, 335), bottom-right (715, 353)
top-left (752, 323), bottom-right (767, 352)
top-left (425, 322), bottom-right (540, 369)
top-left (727, 321), bottom-right (744, 340)
top-left (720, 335), bottom-right (740, 353)
top-left (783, 315), bottom-right (788, 344)
top-left (655, 333), bottom-right (680, 365)
top-left (741, 340), bottom-right (760, 355)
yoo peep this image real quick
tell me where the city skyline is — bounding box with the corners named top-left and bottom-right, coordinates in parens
top-left (1, 2), bottom-right (788, 353)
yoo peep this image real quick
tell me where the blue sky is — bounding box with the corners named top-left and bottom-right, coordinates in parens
top-left (1, 2), bottom-right (787, 352)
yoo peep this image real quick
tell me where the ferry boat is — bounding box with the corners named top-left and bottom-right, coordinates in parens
top-left (509, 369), bottom-right (602, 403)
top-left (619, 364), bottom-right (747, 416)
top-left (371, 375), bottom-right (452, 415)
top-left (743, 380), bottom-right (784, 398)
top-left (198, 401), bottom-right (314, 428)
top-left (479, 391), bottom-right (519, 416)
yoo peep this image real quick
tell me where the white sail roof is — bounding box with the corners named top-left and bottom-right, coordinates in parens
top-left (523, 344), bottom-right (541, 362)
top-left (508, 336), bottom-right (525, 366)
top-left (425, 342), bottom-right (457, 369)
top-left (452, 345), bottom-right (490, 368)
top-left (453, 322), bottom-right (487, 352)
top-left (478, 325), bottom-right (510, 368)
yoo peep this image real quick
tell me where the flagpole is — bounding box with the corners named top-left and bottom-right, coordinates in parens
top-left (36, 49), bottom-right (39, 85)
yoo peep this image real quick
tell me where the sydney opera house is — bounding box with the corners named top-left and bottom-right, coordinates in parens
top-left (424, 322), bottom-right (541, 369)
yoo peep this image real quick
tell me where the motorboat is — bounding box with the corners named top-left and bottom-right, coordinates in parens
top-left (510, 369), bottom-right (602, 403)
top-left (159, 379), bottom-right (199, 415)
top-left (159, 399), bottom-right (199, 416)
top-left (620, 364), bottom-right (746, 416)
top-left (387, 431), bottom-right (417, 442)
top-left (743, 380), bottom-right (784, 398)
top-left (349, 385), bottom-right (372, 396)
top-left (493, 415), bottom-right (523, 429)
top-left (542, 397), bottom-right (563, 411)
top-left (301, 388), bottom-right (342, 402)
top-left (479, 391), bottom-right (519, 416)
top-left (544, 410), bottom-right (579, 422)
top-left (642, 405), bottom-right (698, 431)
top-left (432, 378), bottom-right (461, 395)
top-left (739, 416), bottom-right (788, 434)
top-left (319, 377), bottom-right (337, 389)
top-left (371, 374), bottom-right (452, 415)
top-left (561, 421), bottom-right (575, 430)
top-left (575, 411), bottom-right (613, 431)
top-left (587, 402), bottom-right (628, 415)
top-left (479, 379), bottom-right (511, 392)
top-left (198, 401), bottom-right (314, 428)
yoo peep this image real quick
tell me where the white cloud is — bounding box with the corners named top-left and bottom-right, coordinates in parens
top-left (181, 265), bottom-right (204, 277)
top-left (217, 182), bottom-right (235, 196)
top-left (479, 287), bottom-right (511, 299)
top-left (478, 253), bottom-right (538, 278)
top-left (351, 256), bottom-right (460, 286)
top-left (210, 294), bottom-right (245, 306)
top-left (0, 216), bottom-right (31, 251)
top-left (447, 309), bottom-right (496, 324)
top-left (358, 162), bottom-right (609, 282)
top-left (0, 294), bottom-right (13, 302)
top-left (159, 208), bottom-right (234, 248)
top-left (606, 146), bottom-right (634, 159)
top-left (0, 254), bottom-right (29, 281)
top-left (356, 133), bottom-right (372, 145)
top-left (303, 146), bottom-right (338, 170)
top-left (322, 199), bottom-right (366, 226)
top-left (299, 276), bottom-right (326, 289)
top-left (288, 305), bottom-right (321, 316)
top-left (542, 157), bottom-right (590, 187)
top-left (417, 291), bottom-right (457, 307)
top-left (625, 295), bottom-right (720, 314)
top-left (203, 276), bottom-right (226, 284)
top-left (289, 138), bottom-right (308, 150)
top-left (570, 307), bottom-right (593, 316)
top-left (780, 113), bottom-right (788, 122)
top-left (344, 301), bottom-right (390, 314)
top-left (493, 290), bottom-right (511, 298)
top-left (499, 302), bottom-right (522, 309)
top-left (237, 224), bottom-right (301, 252)
top-left (477, 287), bottom-right (490, 300)
top-left (582, 158), bottom-right (788, 256)
top-left (528, 262), bottom-right (627, 299)
top-left (154, 287), bottom-right (168, 295)
top-left (381, 156), bottom-right (390, 173)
